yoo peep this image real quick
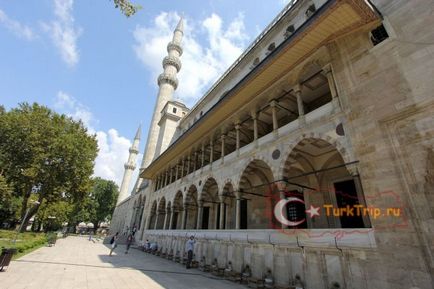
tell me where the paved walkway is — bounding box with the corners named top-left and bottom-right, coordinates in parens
top-left (0, 236), bottom-right (245, 289)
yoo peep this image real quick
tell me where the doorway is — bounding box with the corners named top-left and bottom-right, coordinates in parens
top-left (334, 179), bottom-right (365, 228)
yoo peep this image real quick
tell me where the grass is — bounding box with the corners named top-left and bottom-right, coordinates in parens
top-left (0, 229), bottom-right (48, 260)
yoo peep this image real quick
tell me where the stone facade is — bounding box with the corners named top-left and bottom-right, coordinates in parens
top-left (111, 0), bottom-right (434, 288)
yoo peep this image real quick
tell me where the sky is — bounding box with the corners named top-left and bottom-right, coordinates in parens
top-left (0, 0), bottom-right (289, 191)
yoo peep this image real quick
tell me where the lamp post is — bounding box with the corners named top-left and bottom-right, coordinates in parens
top-left (13, 200), bottom-right (40, 245)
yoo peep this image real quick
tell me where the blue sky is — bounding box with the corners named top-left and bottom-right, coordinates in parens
top-left (0, 0), bottom-right (288, 188)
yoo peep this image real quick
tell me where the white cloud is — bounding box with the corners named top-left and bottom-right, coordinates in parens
top-left (42, 0), bottom-right (82, 67)
top-left (94, 129), bottom-right (142, 188)
top-left (54, 90), bottom-right (95, 130)
top-left (0, 9), bottom-right (36, 40)
top-left (133, 12), bottom-right (249, 107)
top-left (53, 91), bottom-right (140, 189)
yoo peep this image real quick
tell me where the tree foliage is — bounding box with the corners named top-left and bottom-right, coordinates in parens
top-left (0, 174), bottom-right (21, 226)
top-left (68, 177), bottom-right (119, 228)
top-left (113, 0), bottom-right (141, 17)
top-left (90, 177), bottom-right (119, 226)
top-left (36, 200), bottom-right (71, 232)
top-left (0, 103), bottom-right (98, 231)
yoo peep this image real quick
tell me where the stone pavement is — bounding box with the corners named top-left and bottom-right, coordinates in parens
top-left (0, 236), bottom-right (246, 289)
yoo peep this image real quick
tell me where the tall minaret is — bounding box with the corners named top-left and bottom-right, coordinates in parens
top-left (117, 125), bottom-right (141, 205)
top-left (141, 17), bottom-right (184, 169)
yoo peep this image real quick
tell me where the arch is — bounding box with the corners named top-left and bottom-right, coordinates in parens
top-left (281, 137), bottom-right (369, 229)
top-left (137, 195), bottom-right (146, 230)
top-left (238, 159), bottom-right (275, 229)
top-left (149, 200), bottom-right (157, 230)
top-left (297, 60), bottom-right (324, 83)
top-left (130, 199), bottom-right (139, 228)
top-left (200, 177), bottom-right (219, 229)
top-left (185, 185), bottom-right (198, 229)
top-left (156, 197), bottom-right (166, 229)
top-left (278, 132), bottom-right (352, 180)
top-left (222, 182), bottom-right (236, 229)
top-left (171, 191), bottom-right (183, 229)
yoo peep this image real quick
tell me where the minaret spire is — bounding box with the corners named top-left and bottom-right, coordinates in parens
top-left (140, 16), bottom-right (184, 170)
top-left (117, 124), bottom-right (141, 205)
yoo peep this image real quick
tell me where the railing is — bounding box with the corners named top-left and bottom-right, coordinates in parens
top-left (143, 228), bottom-right (376, 249)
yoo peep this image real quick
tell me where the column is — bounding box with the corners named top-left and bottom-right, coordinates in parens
top-left (201, 143), bottom-right (205, 168)
top-left (209, 140), bottom-right (214, 167)
top-left (270, 100), bottom-right (278, 131)
top-left (175, 163), bottom-right (179, 180)
top-left (158, 175), bottom-right (162, 190)
top-left (164, 170), bottom-right (169, 186)
top-left (169, 167), bottom-right (173, 184)
top-left (186, 156), bottom-right (191, 175)
top-left (154, 213), bottom-right (159, 230)
top-left (323, 64), bottom-right (338, 99)
top-left (236, 197), bottom-right (241, 229)
top-left (219, 197), bottom-right (225, 230)
top-left (251, 111), bottom-right (258, 141)
top-left (214, 203), bottom-right (219, 229)
top-left (193, 152), bottom-right (197, 172)
top-left (181, 157), bottom-right (185, 178)
top-left (196, 200), bottom-right (203, 229)
top-left (163, 209), bottom-right (169, 230)
top-left (221, 134), bottom-right (226, 163)
top-left (145, 215), bottom-right (151, 230)
top-left (235, 123), bottom-right (240, 154)
top-left (181, 205), bottom-right (187, 229)
top-left (294, 85), bottom-right (305, 124)
top-left (322, 64), bottom-right (340, 110)
top-left (169, 207), bottom-right (175, 230)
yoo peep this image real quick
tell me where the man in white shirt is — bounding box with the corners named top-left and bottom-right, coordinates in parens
top-left (185, 235), bottom-right (195, 269)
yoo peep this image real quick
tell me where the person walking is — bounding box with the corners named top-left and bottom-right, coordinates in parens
top-left (185, 235), bottom-right (196, 269)
top-left (125, 234), bottom-right (134, 254)
top-left (109, 232), bottom-right (119, 256)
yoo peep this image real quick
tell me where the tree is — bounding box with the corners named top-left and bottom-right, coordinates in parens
top-left (0, 174), bottom-right (21, 227)
top-left (0, 103), bottom-right (98, 231)
top-left (90, 177), bottom-right (119, 227)
top-left (36, 199), bottom-right (71, 232)
top-left (113, 0), bottom-right (141, 17)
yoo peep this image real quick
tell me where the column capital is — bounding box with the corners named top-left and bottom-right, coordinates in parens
top-left (250, 110), bottom-right (257, 119)
top-left (293, 84), bottom-right (302, 94)
top-left (322, 63), bottom-right (332, 74)
top-left (221, 134), bottom-right (226, 140)
top-left (269, 99), bottom-right (278, 107)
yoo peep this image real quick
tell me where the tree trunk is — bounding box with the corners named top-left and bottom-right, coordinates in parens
top-left (19, 197), bottom-right (42, 232)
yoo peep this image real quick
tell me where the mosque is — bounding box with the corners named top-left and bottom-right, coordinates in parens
top-left (110, 0), bottom-right (434, 288)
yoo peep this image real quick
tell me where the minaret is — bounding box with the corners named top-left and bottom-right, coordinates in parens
top-left (117, 125), bottom-right (141, 205)
top-left (141, 17), bottom-right (184, 169)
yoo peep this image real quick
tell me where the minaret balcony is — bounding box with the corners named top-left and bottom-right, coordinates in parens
top-left (162, 56), bottom-right (182, 72)
top-left (129, 148), bottom-right (139, 154)
top-left (158, 73), bottom-right (179, 90)
top-left (124, 163), bottom-right (136, 170)
top-left (167, 41), bottom-right (183, 56)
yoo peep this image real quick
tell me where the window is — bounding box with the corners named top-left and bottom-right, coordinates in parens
top-left (284, 25), bottom-right (295, 39)
top-left (305, 4), bottom-right (316, 18)
top-left (370, 24), bottom-right (389, 46)
top-left (172, 107), bottom-right (177, 114)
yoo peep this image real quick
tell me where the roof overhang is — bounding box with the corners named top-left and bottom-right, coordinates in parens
top-left (141, 0), bottom-right (381, 179)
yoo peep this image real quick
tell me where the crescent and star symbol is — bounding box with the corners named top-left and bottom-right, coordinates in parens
top-left (273, 197), bottom-right (321, 227)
